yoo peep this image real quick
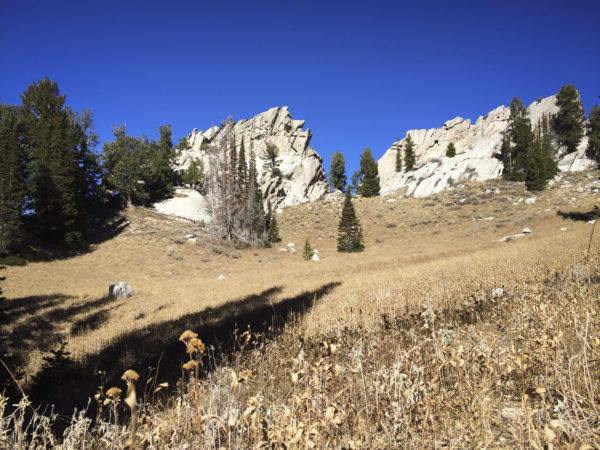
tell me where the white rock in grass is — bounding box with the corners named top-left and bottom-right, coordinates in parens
top-left (279, 248), bottom-right (288, 253)
top-left (589, 220), bottom-right (596, 225)
top-left (490, 288), bottom-right (504, 298)
top-left (289, 247), bottom-right (297, 254)
top-left (524, 197), bottom-right (536, 204)
top-left (108, 282), bottom-right (137, 299)
top-left (311, 253), bottom-right (320, 261)
top-left (287, 242), bottom-right (295, 247)
top-left (560, 227), bottom-right (568, 231)
top-left (218, 274), bottom-right (226, 280)
top-left (522, 228), bottom-right (532, 234)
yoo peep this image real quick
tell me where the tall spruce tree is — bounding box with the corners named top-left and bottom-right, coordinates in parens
top-left (247, 149), bottom-right (266, 243)
top-left (337, 190), bottom-right (364, 252)
top-left (20, 78), bottom-right (95, 249)
top-left (238, 137), bottom-right (247, 192)
top-left (404, 134), bottom-right (416, 171)
top-left (588, 104), bottom-right (600, 164)
top-left (526, 115), bottom-right (557, 191)
top-left (446, 142), bottom-right (456, 158)
top-left (262, 143), bottom-right (281, 177)
top-left (554, 84), bottom-right (585, 154)
top-left (395, 140), bottom-right (402, 172)
top-left (0, 104), bottom-right (26, 254)
top-left (182, 158), bottom-right (204, 190)
top-left (328, 151), bottom-right (347, 192)
top-left (267, 213), bottom-right (281, 243)
top-left (357, 148), bottom-right (380, 197)
top-left (503, 97), bottom-right (534, 181)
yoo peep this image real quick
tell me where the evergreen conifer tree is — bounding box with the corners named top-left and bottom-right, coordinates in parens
top-left (350, 171), bottom-right (361, 195)
top-left (0, 104), bottom-right (26, 254)
top-left (20, 78), bottom-right (95, 249)
top-left (268, 213), bottom-right (281, 243)
top-left (357, 148), bottom-right (380, 197)
top-left (588, 104), bottom-right (600, 164)
top-left (395, 140), bottom-right (402, 172)
top-left (503, 97), bottom-right (534, 181)
top-left (303, 239), bottom-right (313, 260)
top-left (554, 84), bottom-right (585, 153)
top-left (182, 158), bottom-right (204, 190)
top-left (238, 137), bottom-right (247, 192)
top-left (500, 132), bottom-right (512, 175)
top-left (262, 143), bottom-right (281, 177)
top-left (446, 142), bottom-right (456, 158)
top-left (337, 191), bottom-right (364, 252)
top-left (404, 134), bottom-right (416, 171)
top-left (328, 151), bottom-right (347, 192)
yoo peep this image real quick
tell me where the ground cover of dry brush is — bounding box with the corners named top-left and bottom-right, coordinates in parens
top-left (1, 171), bottom-right (599, 448)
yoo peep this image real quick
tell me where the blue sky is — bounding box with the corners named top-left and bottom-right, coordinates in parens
top-left (1, 1), bottom-right (599, 176)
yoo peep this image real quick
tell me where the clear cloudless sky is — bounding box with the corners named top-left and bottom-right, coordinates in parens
top-left (1, 0), bottom-right (599, 176)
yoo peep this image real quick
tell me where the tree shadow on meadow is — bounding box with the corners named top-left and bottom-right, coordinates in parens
top-left (26, 281), bottom-right (342, 425)
top-left (557, 206), bottom-right (599, 222)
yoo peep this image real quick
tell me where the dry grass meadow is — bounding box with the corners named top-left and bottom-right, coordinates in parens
top-left (1, 170), bottom-right (599, 448)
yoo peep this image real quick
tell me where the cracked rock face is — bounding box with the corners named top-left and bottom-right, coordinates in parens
top-left (176, 106), bottom-right (328, 210)
top-left (378, 95), bottom-right (596, 198)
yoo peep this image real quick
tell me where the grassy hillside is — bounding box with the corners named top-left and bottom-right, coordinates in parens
top-left (1, 171), bottom-right (599, 448)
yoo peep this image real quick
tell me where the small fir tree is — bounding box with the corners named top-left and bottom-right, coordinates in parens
top-left (268, 214), bottom-right (281, 243)
top-left (446, 142), bottom-right (456, 158)
top-left (349, 170), bottom-right (361, 194)
top-left (394, 140), bottom-right (402, 172)
top-left (357, 148), bottom-right (380, 197)
top-left (262, 143), bottom-right (281, 177)
top-left (328, 151), bottom-right (347, 192)
top-left (588, 104), bottom-right (600, 164)
top-left (404, 134), bottom-right (416, 171)
top-left (337, 191), bottom-right (364, 252)
top-left (182, 158), bottom-right (204, 190)
top-left (303, 239), bottom-right (313, 260)
top-left (554, 84), bottom-right (585, 154)
top-left (238, 137), bottom-right (247, 192)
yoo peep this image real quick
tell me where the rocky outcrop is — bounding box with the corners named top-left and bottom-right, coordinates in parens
top-left (378, 96), bottom-right (596, 197)
top-left (176, 107), bottom-right (328, 209)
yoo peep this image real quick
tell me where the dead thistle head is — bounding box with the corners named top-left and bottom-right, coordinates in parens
top-left (186, 338), bottom-right (205, 355)
top-left (179, 330), bottom-right (198, 343)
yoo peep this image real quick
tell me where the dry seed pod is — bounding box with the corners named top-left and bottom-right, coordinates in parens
top-left (179, 330), bottom-right (198, 342)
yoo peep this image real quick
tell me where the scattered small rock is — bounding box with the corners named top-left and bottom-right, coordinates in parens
top-left (287, 243), bottom-right (295, 248)
top-left (289, 248), bottom-right (297, 254)
top-left (311, 253), bottom-right (320, 261)
top-left (230, 251), bottom-right (241, 259)
top-left (490, 288), bottom-right (504, 298)
top-left (108, 282), bottom-right (136, 299)
top-left (589, 220), bottom-right (596, 225)
top-left (184, 234), bottom-right (195, 239)
top-left (279, 248), bottom-right (288, 253)
top-left (560, 228), bottom-right (567, 231)
top-left (218, 274), bottom-right (226, 280)
top-left (522, 228), bottom-right (532, 234)
top-left (524, 197), bottom-right (536, 204)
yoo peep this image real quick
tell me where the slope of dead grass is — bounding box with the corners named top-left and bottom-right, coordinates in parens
top-left (1, 171), bottom-right (599, 447)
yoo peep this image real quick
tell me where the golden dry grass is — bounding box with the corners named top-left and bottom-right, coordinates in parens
top-left (1, 170), bottom-right (599, 447)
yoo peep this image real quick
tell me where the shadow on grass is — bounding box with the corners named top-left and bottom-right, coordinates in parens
top-left (557, 206), bottom-right (599, 222)
top-left (26, 281), bottom-right (341, 427)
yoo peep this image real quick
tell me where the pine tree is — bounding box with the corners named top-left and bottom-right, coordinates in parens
top-left (268, 213), bottom-right (281, 243)
top-left (539, 114), bottom-right (558, 180)
top-left (404, 134), bottom-right (416, 171)
top-left (0, 104), bottom-right (26, 254)
top-left (337, 191), bottom-right (364, 252)
top-left (500, 132), bottom-right (512, 175)
top-left (357, 148), bottom-right (380, 197)
top-left (182, 158), bottom-right (204, 190)
top-left (350, 170), bottom-right (361, 194)
top-left (146, 124), bottom-right (176, 202)
top-left (503, 97), bottom-right (534, 181)
top-left (328, 151), bottom-right (347, 192)
top-left (19, 78), bottom-right (93, 249)
top-left (554, 84), bottom-right (585, 154)
top-left (446, 142), bottom-right (456, 158)
top-left (525, 131), bottom-right (546, 191)
top-left (246, 149), bottom-right (266, 243)
top-left (588, 104), bottom-right (600, 164)
top-left (303, 239), bottom-right (313, 260)
top-left (262, 143), bottom-right (281, 177)
top-left (394, 140), bottom-right (402, 172)
top-left (238, 137), bottom-right (247, 192)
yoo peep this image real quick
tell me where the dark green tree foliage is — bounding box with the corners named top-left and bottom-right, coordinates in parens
top-left (588, 104), bottom-right (600, 164)
top-left (19, 78), bottom-right (98, 249)
top-left (247, 149), bottom-right (266, 241)
top-left (262, 143), bottom-right (281, 177)
top-left (182, 158), bottom-right (204, 190)
top-left (395, 140), bottom-right (402, 172)
top-left (503, 97), bottom-right (534, 181)
top-left (350, 170), bottom-right (361, 194)
top-left (303, 239), bottom-right (313, 260)
top-left (102, 124), bottom-right (176, 206)
top-left (337, 191), bottom-right (364, 252)
top-left (328, 151), bottom-right (347, 192)
top-left (404, 134), bottom-right (416, 171)
top-left (554, 84), bottom-right (585, 154)
top-left (238, 137), bottom-right (247, 191)
top-left (357, 148), bottom-right (380, 197)
top-left (0, 104), bottom-right (26, 253)
top-left (267, 213), bottom-right (281, 243)
top-left (446, 142), bottom-right (456, 158)
top-left (526, 115), bottom-right (558, 191)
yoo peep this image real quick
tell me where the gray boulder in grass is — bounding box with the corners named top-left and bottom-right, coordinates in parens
top-left (108, 282), bottom-right (137, 299)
